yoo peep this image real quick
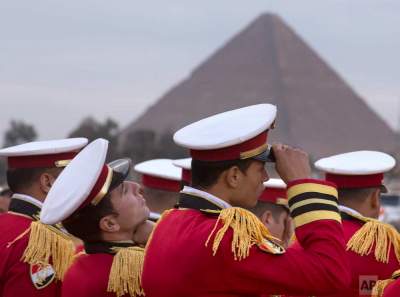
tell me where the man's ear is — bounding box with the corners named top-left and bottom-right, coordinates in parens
top-left (99, 215), bottom-right (120, 233)
top-left (225, 166), bottom-right (243, 188)
top-left (370, 188), bottom-right (381, 210)
top-left (260, 210), bottom-right (273, 226)
top-left (39, 172), bottom-right (57, 194)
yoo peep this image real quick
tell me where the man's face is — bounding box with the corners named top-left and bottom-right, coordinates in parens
top-left (372, 188), bottom-right (382, 219)
top-left (260, 207), bottom-right (293, 248)
top-left (110, 181), bottom-right (150, 233)
top-left (234, 160), bottom-right (268, 208)
top-left (265, 209), bottom-right (289, 240)
top-left (0, 196), bottom-right (10, 213)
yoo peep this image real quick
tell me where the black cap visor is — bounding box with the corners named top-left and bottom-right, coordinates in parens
top-left (107, 158), bottom-right (132, 192)
top-left (252, 145), bottom-right (275, 163)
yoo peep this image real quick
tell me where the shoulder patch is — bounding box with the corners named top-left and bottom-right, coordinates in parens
top-left (30, 264), bottom-right (56, 289)
top-left (257, 238), bottom-right (285, 254)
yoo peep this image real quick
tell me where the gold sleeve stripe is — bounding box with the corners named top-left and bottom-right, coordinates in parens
top-left (293, 210), bottom-right (341, 228)
top-left (290, 198), bottom-right (338, 212)
top-left (288, 183), bottom-right (337, 200)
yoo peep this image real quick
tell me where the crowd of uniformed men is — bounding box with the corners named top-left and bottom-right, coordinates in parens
top-left (0, 103), bottom-right (400, 297)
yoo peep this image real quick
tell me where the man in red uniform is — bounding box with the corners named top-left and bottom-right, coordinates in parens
top-left (250, 178), bottom-right (293, 248)
top-left (142, 104), bottom-right (350, 297)
top-left (134, 158), bottom-right (183, 214)
top-left (37, 139), bottom-right (152, 297)
top-left (314, 150), bottom-right (399, 297)
top-left (0, 138), bottom-right (88, 297)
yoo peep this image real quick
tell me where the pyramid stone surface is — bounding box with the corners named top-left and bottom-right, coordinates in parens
top-left (120, 13), bottom-right (397, 158)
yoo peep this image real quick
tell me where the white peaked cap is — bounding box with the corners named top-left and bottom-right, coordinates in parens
top-left (134, 159), bottom-right (182, 181)
top-left (0, 138), bottom-right (88, 157)
top-left (315, 151), bottom-right (396, 189)
top-left (40, 139), bottom-right (109, 225)
top-left (173, 158), bottom-right (192, 170)
top-left (173, 104), bottom-right (277, 162)
top-left (0, 138), bottom-right (88, 169)
top-left (263, 178), bottom-right (286, 189)
top-left (315, 151), bottom-right (396, 175)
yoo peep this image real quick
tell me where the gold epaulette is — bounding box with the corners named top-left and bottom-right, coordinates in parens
top-left (371, 269), bottom-right (400, 297)
top-left (205, 207), bottom-right (285, 261)
top-left (7, 221), bottom-right (75, 280)
top-left (345, 212), bottom-right (400, 263)
top-left (107, 246), bottom-right (145, 297)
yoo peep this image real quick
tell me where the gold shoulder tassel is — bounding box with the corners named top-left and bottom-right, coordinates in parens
top-left (20, 221), bottom-right (76, 280)
top-left (107, 246), bottom-right (145, 297)
top-left (205, 207), bottom-right (274, 260)
top-left (347, 219), bottom-right (400, 263)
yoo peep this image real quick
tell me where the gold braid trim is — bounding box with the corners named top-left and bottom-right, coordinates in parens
top-left (205, 207), bottom-right (275, 260)
top-left (346, 216), bottom-right (400, 263)
top-left (372, 269), bottom-right (400, 297)
top-left (372, 278), bottom-right (395, 297)
top-left (107, 246), bottom-right (145, 297)
top-left (20, 221), bottom-right (75, 280)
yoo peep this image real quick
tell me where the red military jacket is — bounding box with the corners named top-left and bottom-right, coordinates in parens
top-left (328, 210), bottom-right (399, 297)
top-left (290, 210), bottom-right (400, 297)
top-left (62, 241), bottom-right (144, 297)
top-left (142, 179), bottom-right (351, 297)
top-left (0, 196), bottom-right (60, 296)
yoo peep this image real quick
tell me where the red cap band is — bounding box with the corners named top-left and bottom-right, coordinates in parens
top-left (325, 173), bottom-right (384, 189)
top-left (7, 152), bottom-right (78, 169)
top-left (78, 165), bottom-right (111, 210)
top-left (181, 169), bottom-right (192, 184)
top-left (142, 175), bottom-right (181, 192)
top-left (190, 131), bottom-right (268, 161)
top-left (259, 187), bottom-right (287, 203)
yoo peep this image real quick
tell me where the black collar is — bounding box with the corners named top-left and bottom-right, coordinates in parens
top-left (340, 211), bottom-right (366, 224)
top-left (84, 241), bottom-right (136, 255)
top-left (177, 193), bottom-right (222, 212)
top-left (8, 198), bottom-right (41, 220)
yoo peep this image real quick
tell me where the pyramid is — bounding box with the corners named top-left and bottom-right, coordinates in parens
top-left (119, 13), bottom-right (397, 159)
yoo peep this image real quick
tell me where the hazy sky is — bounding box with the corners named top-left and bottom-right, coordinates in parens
top-left (1, 0), bottom-right (400, 141)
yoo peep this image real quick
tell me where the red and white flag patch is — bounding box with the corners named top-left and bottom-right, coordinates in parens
top-left (30, 264), bottom-right (56, 289)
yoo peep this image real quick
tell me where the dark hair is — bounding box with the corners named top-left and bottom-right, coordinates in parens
top-left (249, 201), bottom-right (288, 221)
top-left (62, 192), bottom-right (116, 243)
top-left (6, 167), bottom-right (61, 193)
top-left (191, 158), bottom-right (254, 189)
top-left (338, 187), bottom-right (378, 205)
